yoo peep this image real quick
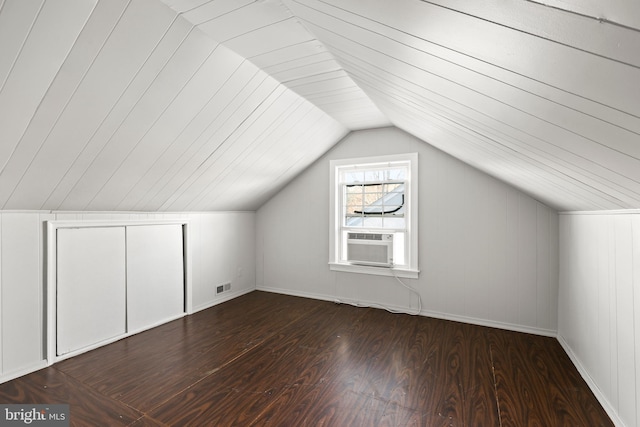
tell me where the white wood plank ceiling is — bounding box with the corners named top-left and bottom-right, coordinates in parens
top-left (0, 0), bottom-right (638, 212)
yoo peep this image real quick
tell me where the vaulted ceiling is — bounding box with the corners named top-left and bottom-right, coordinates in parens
top-left (0, 0), bottom-right (638, 212)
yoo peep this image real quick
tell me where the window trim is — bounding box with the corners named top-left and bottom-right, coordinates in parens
top-left (329, 153), bottom-right (419, 278)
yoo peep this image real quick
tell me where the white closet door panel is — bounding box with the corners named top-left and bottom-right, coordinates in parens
top-left (57, 227), bottom-right (126, 356)
top-left (126, 225), bottom-right (184, 332)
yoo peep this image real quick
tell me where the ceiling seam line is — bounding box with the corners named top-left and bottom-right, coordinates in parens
top-left (292, 0), bottom-right (640, 122)
top-left (177, 0), bottom-right (216, 15)
top-left (181, 0), bottom-right (257, 26)
top-left (337, 53), bottom-right (640, 196)
top-left (212, 103), bottom-right (320, 203)
top-left (25, 0), bottom-right (136, 210)
top-left (128, 58), bottom-right (250, 211)
top-left (201, 96), bottom-right (330, 205)
top-left (0, 0), bottom-right (45, 96)
top-left (375, 103), bottom-right (592, 208)
top-left (115, 56), bottom-right (242, 211)
top-left (247, 39), bottom-right (312, 62)
top-left (1, 0), bottom-right (128, 210)
top-left (304, 17), bottom-right (640, 133)
top-left (84, 37), bottom-right (222, 211)
top-left (327, 40), bottom-right (640, 166)
top-left (266, 58), bottom-right (340, 75)
top-left (51, 13), bottom-right (194, 211)
top-left (417, 0), bottom-right (640, 69)
top-left (280, 69), bottom-right (347, 85)
top-left (0, 0), bottom-right (47, 186)
top-left (361, 85), bottom-right (636, 207)
top-left (183, 84), bottom-right (290, 210)
top-left (249, 115), bottom-right (346, 208)
top-left (158, 70), bottom-right (271, 210)
top-left (134, 60), bottom-right (258, 211)
top-left (194, 95), bottom-right (310, 207)
top-left (220, 16), bottom-right (294, 44)
top-left (522, 0), bottom-right (640, 32)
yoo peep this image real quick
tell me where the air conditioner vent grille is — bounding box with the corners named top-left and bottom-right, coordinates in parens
top-left (348, 232), bottom-right (385, 241)
top-left (346, 232), bottom-right (393, 266)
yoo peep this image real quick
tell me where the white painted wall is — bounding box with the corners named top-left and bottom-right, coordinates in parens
top-left (0, 210), bottom-right (255, 383)
top-left (558, 211), bottom-right (640, 427)
top-left (256, 127), bottom-right (559, 335)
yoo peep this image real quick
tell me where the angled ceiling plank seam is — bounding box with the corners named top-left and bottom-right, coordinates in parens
top-left (50, 14), bottom-right (202, 211)
top-left (0, 0), bottom-right (130, 207)
top-left (289, 0), bottom-right (640, 119)
top-left (319, 32), bottom-right (640, 181)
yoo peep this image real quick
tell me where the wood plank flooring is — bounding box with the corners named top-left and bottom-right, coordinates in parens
top-left (0, 291), bottom-right (613, 426)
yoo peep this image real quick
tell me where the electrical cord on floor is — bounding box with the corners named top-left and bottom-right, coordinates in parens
top-left (334, 266), bottom-right (422, 316)
top-left (390, 267), bottom-right (422, 316)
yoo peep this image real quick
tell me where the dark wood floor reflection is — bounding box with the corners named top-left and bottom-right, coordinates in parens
top-left (0, 291), bottom-right (613, 426)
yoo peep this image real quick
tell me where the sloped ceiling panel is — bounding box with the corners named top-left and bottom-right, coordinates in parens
top-left (161, 0), bottom-right (390, 130)
top-left (0, 0), bottom-right (347, 211)
top-left (1, 0), bottom-right (639, 213)
top-left (284, 0), bottom-right (640, 211)
top-left (530, 0), bottom-right (640, 30)
top-left (0, 0), bottom-right (98, 182)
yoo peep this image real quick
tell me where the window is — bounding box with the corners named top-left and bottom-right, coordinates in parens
top-left (329, 153), bottom-right (418, 278)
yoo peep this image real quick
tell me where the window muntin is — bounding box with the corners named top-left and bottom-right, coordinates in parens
top-left (330, 153), bottom-right (418, 277)
top-left (336, 160), bottom-right (412, 267)
top-left (344, 182), bottom-right (405, 228)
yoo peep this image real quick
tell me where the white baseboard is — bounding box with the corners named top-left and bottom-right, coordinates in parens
top-left (256, 285), bottom-right (336, 303)
top-left (52, 312), bottom-right (190, 364)
top-left (192, 287), bottom-right (254, 313)
top-left (419, 309), bottom-right (557, 337)
top-left (0, 290), bottom-right (256, 384)
top-left (0, 361), bottom-right (48, 385)
top-left (259, 285), bottom-right (623, 425)
top-left (557, 334), bottom-right (626, 427)
top-left (256, 285), bottom-right (557, 337)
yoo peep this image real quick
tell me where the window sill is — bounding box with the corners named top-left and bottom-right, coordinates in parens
top-left (329, 262), bottom-right (419, 279)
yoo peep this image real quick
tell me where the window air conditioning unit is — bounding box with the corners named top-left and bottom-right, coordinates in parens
top-left (346, 232), bottom-right (393, 267)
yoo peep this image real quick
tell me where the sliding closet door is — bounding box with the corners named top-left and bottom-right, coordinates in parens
top-left (126, 224), bottom-right (184, 333)
top-left (57, 227), bottom-right (126, 356)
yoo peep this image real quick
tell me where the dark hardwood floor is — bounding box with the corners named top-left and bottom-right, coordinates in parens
top-left (0, 291), bottom-right (613, 426)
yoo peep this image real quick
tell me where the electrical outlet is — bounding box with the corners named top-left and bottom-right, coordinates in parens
top-left (216, 285), bottom-right (224, 294)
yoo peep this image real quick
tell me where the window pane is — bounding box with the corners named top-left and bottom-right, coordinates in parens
top-left (363, 217), bottom-right (383, 227)
top-left (344, 182), bottom-right (406, 220)
top-left (383, 205), bottom-right (402, 215)
top-left (345, 217), bottom-right (364, 227)
top-left (387, 189), bottom-right (404, 209)
top-left (364, 170), bottom-right (385, 182)
top-left (345, 192), bottom-right (363, 201)
top-left (333, 156), bottom-right (415, 271)
top-left (363, 185), bottom-right (383, 194)
top-left (346, 194), bottom-right (363, 209)
top-left (346, 185), bottom-right (363, 193)
top-left (343, 171), bottom-right (364, 183)
top-left (383, 217), bottom-right (406, 228)
top-left (363, 191), bottom-right (383, 204)
top-left (387, 168), bottom-right (406, 181)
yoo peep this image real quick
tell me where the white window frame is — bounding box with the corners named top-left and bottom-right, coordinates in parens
top-left (329, 153), bottom-right (419, 278)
